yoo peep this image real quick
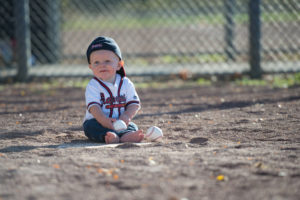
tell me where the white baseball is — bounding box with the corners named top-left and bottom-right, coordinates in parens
top-left (145, 126), bottom-right (163, 141)
top-left (113, 120), bottom-right (127, 131)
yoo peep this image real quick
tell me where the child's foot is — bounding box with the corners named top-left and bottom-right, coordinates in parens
top-left (120, 130), bottom-right (144, 143)
top-left (105, 132), bottom-right (120, 144)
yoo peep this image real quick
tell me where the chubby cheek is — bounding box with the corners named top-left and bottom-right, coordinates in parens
top-left (91, 67), bottom-right (98, 74)
top-left (91, 68), bottom-right (101, 77)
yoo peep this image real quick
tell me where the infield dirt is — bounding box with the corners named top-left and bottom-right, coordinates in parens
top-left (0, 81), bottom-right (300, 200)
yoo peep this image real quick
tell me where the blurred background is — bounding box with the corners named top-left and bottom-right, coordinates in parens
top-left (0, 0), bottom-right (300, 81)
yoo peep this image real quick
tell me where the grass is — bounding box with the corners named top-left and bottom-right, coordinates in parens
top-left (235, 72), bottom-right (300, 88)
top-left (134, 72), bottom-right (300, 89)
top-left (62, 11), bottom-right (298, 31)
top-left (196, 78), bottom-right (212, 86)
top-left (160, 54), bottom-right (226, 65)
top-left (126, 53), bottom-right (227, 67)
top-left (261, 12), bottom-right (300, 23)
top-left (1, 73), bottom-right (299, 91)
top-left (235, 78), bottom-right (268, 87)
top-left (62, 13), bottom-right (233, 31)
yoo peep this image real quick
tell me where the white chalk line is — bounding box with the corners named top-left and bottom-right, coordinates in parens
top-left (57, 142), bottom-right (152, 149)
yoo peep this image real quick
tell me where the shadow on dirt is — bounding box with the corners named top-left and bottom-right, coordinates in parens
top-left (0, 106), bottom-right (71, 115)
top-left (0, 130), bottom-right (44, 140)
top-left (0, 144), bottom-right (59, 153)
top-left (0, 139), bottom-right (91, 153)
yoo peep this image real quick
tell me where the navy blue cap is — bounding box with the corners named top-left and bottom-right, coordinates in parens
top-left (86, 36), bottom-right (125, 77)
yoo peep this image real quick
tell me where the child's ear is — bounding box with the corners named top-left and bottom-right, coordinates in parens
top-left (119, 60), bottom-right (124, 67)
top-left (88, 64), bottom-right (92, 69)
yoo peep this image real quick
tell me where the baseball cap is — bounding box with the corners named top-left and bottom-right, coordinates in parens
top-left (86, 36), bottom-right (125, 77)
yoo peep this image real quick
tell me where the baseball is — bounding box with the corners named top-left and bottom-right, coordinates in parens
top-left (113, 120), bottom-right (127, 131)
top-left (145, 126), bottom-right (163, 141)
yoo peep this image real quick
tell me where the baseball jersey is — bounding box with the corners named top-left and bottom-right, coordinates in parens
top-left (84, 74), bottom-right (140, 121)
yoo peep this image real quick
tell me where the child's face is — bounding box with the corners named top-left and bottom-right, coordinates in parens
top-left (89, 50), bottom-right (122, 83)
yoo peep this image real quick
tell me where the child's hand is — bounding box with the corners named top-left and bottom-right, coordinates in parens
top-left (119, 114), bottom-right (130, 125)
top-left (102, 118), bottom-right (116, 130)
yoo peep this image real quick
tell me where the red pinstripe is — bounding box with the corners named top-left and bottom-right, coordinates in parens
top-left (117, 78), bottom-right (124, 118)
top-left (93, 77), bottom-right (114, 117)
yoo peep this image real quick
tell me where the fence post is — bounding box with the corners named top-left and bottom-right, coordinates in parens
top-left (249, 0), bottom-right (262, 79)
top-left (14, 0), bottom-right (31, 81)
top-left (30, 0), bottom-right (60, 64)
top-left (224, 0), bottom-right (236, 61)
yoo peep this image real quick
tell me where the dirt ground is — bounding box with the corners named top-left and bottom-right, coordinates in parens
top-left (0, 80), bottom-right (300, 200)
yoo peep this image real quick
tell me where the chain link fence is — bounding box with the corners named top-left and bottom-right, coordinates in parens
top-left (0, 0), bottom-right (300, 80)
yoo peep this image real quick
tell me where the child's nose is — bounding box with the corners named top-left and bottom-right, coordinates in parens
top-left (100, 62), bottom-right (106, 67)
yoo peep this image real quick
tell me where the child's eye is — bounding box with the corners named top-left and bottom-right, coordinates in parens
top-left (93, 61), bottom-right (99, 66)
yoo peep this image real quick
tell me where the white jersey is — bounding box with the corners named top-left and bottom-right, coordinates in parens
top-left (84, 74), bottom-right (140, 121)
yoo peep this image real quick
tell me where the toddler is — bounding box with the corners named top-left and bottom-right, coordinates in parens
top-left (83, 36), bottom-right (144, 144)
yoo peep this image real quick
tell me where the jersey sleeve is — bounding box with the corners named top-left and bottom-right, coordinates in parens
top-left (125, 78), bottom-right (140, 108)
top-left (85, 80), bottom-right (101, 112)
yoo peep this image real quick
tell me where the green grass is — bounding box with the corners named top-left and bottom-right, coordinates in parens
top-left (35, 72), bottom-right (299, 89)
top-left (261, 12), bottom-right (300, 23)
top-left (62, 13), bottom-right (235, 31)
top-left (235, 72), bottom-right (300, 88)
top-left (196, 78), bottom-right (212, 86)
top-left (272, 73), bottom-right (300, 88)
top-left (1, 73), bottom-right (299, 91)
top-left (62, 11), bottom-right (298, 31)
top-left (235, 78), bottom-right (267, 87)
top-left (160, 54), bottom-right (226, 65)
top-left (126, 53), bottom-right (227, 67)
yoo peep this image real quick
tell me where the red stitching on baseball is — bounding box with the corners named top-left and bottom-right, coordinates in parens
top-left (146, 127), bottom-right (154, 138)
